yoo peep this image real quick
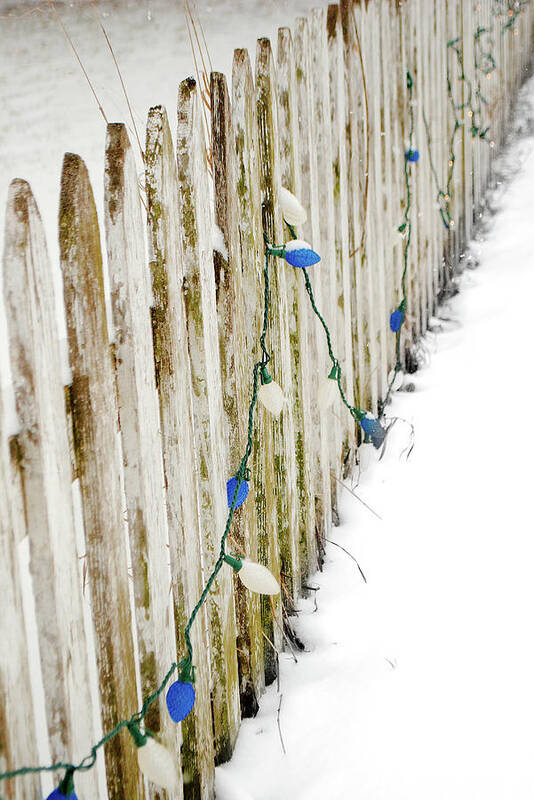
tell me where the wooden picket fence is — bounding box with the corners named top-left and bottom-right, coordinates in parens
top-left (1, 1), bottom-right (532, 798)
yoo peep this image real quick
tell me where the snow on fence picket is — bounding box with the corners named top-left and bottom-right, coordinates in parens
top-left (1, 1), bottom-right (532, 798)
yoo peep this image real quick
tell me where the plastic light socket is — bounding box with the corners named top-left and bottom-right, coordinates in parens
top-left (137, 737), bottom-right (178, 791)
top-left (46, 789), bottom-right (78, 800)
top-left (258, 380), bottom-right (285, 417)
top-left (166, 680), bottom-right (196, 722)
top-left (279, 187), bottom-right (307, 225)
top-left (284, 239), bottom-right (321, 268)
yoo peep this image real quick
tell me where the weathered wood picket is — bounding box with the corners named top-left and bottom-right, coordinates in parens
top-left (1, 1), bottom-right (533, 798)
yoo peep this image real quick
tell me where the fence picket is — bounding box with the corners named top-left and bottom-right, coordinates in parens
top-left (176, 74), bottom-right (242, 764)
top-left (276, 28), bottom-right (319, 574)
top-left (59, 153), bottom-right (142, 800)
top-left (230, 47), bottom-right (269, 704)
top-left (293, 18), bottom-right (332, 542)
top-left (3, 178), bottom-right (100, 797)
top-left (326, 4), bottom-right (356, 470)
top-left (0, 384), bottom-right (40, 800)
top-left (103, 123), bottom-right (183, 800)
top-left (145, 104), bottom-right (215, 800)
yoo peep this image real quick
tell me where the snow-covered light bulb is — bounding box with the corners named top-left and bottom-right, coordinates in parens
top-left (279, 187), bottom-right (307, 226)
top-left (284, 239), bottom-right (321, 268)
top-left (46, 769), bottom-right (77, 800)
top-left (360, 413), bottom-right (386, 450)
top-left (129, 723), bottom-right (178, 791)
top-left (258, 366), bottom-right (285, 417)
top-left (317, 364), bottom-right (340, 412)
top-left (224, 554), bottom-right (280, 595)
top-left (226, 475), bottom-right (249, 509)
top-left (388, 368), bottom-right (403, 393)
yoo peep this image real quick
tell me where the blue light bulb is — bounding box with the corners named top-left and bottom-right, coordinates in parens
top-left (360, 414), bottom-right (386, 449)
top-left (226, 477), bottom-right (249, 509)
top-left (46, 788), bottom-right (77, 800)
top-left (284, 239), bottom-right (321, 268)
top-left (390, 308), bottom-right (405, 332)
top-left (405, 148), bottom-right (420, 163)
top-left (166, 680), bottom-right (196, 722)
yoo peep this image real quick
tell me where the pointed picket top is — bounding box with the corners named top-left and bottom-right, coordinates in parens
top-left (145, 102), bottom-right (215, 799)
top-left (3, 178), bottom-right (99, 797)
top-left (104, 122), bottom-right (182, 800)
top-left (59, 153), bottom-right (142, 800)
top-left (231, 46), bottom-right (267, 708)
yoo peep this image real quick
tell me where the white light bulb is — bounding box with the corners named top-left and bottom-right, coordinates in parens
top-left (279, 187), bottom-right (307, 225)
top-left (137, 737), bottom-right (178, 791)
top-left (358, 441), bottom-right (374, 472)
top-left (258, 380), bottom-right (285, 417)
top-left (317, 376), bottom-right (338, 412)
top-left (238, 559), bottom-right (280, 595)
top-left (388, 369), bottom-right (404, 392)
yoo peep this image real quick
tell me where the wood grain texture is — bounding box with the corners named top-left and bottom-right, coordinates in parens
top-left (3, 178), bottom-right (100, 797)
top-left (276, 28), bottom-right (319, 575)
top-left (231, 47), bottom-right (267, 708)
top-left (104, 123), bottom-right (182, 800)
top-left (326, 5), bottom-right (356, 469)
top-left (59, 153), bottom-right (142, 800)
top-left (293, 17), bottom-right (332, 544)
top-left (177, 74), bottom-right (241, 764)
top-left (256, 37), bottom-right (300, 679)
top-left (145, 104), bottom-right (215, 800)
top-left (0, 384), bottom-right (40, 799)
top-left (309, 7), bottom-right (344, 512)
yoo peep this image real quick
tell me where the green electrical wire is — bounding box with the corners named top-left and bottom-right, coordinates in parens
top-left (282, 222), bottom-right (366, 423)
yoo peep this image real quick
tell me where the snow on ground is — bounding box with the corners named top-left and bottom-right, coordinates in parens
top-left (215, 86), bottom-right (534, 800)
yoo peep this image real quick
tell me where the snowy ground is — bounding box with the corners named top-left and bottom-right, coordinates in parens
top-left (215, 87), bottom-right (534, 800)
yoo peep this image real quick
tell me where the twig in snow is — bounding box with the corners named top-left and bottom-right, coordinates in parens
top-left (324, 538), bottom-right (367, 584)
top-left (331, 472), bottom-right (382, 521)
top-left (277, 694), bottom-right (287, 756)
top-left (269, 596), bottom-right (298, 662)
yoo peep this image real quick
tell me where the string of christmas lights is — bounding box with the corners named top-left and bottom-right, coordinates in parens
top-left (1, 3), bottom-right (530, 795)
